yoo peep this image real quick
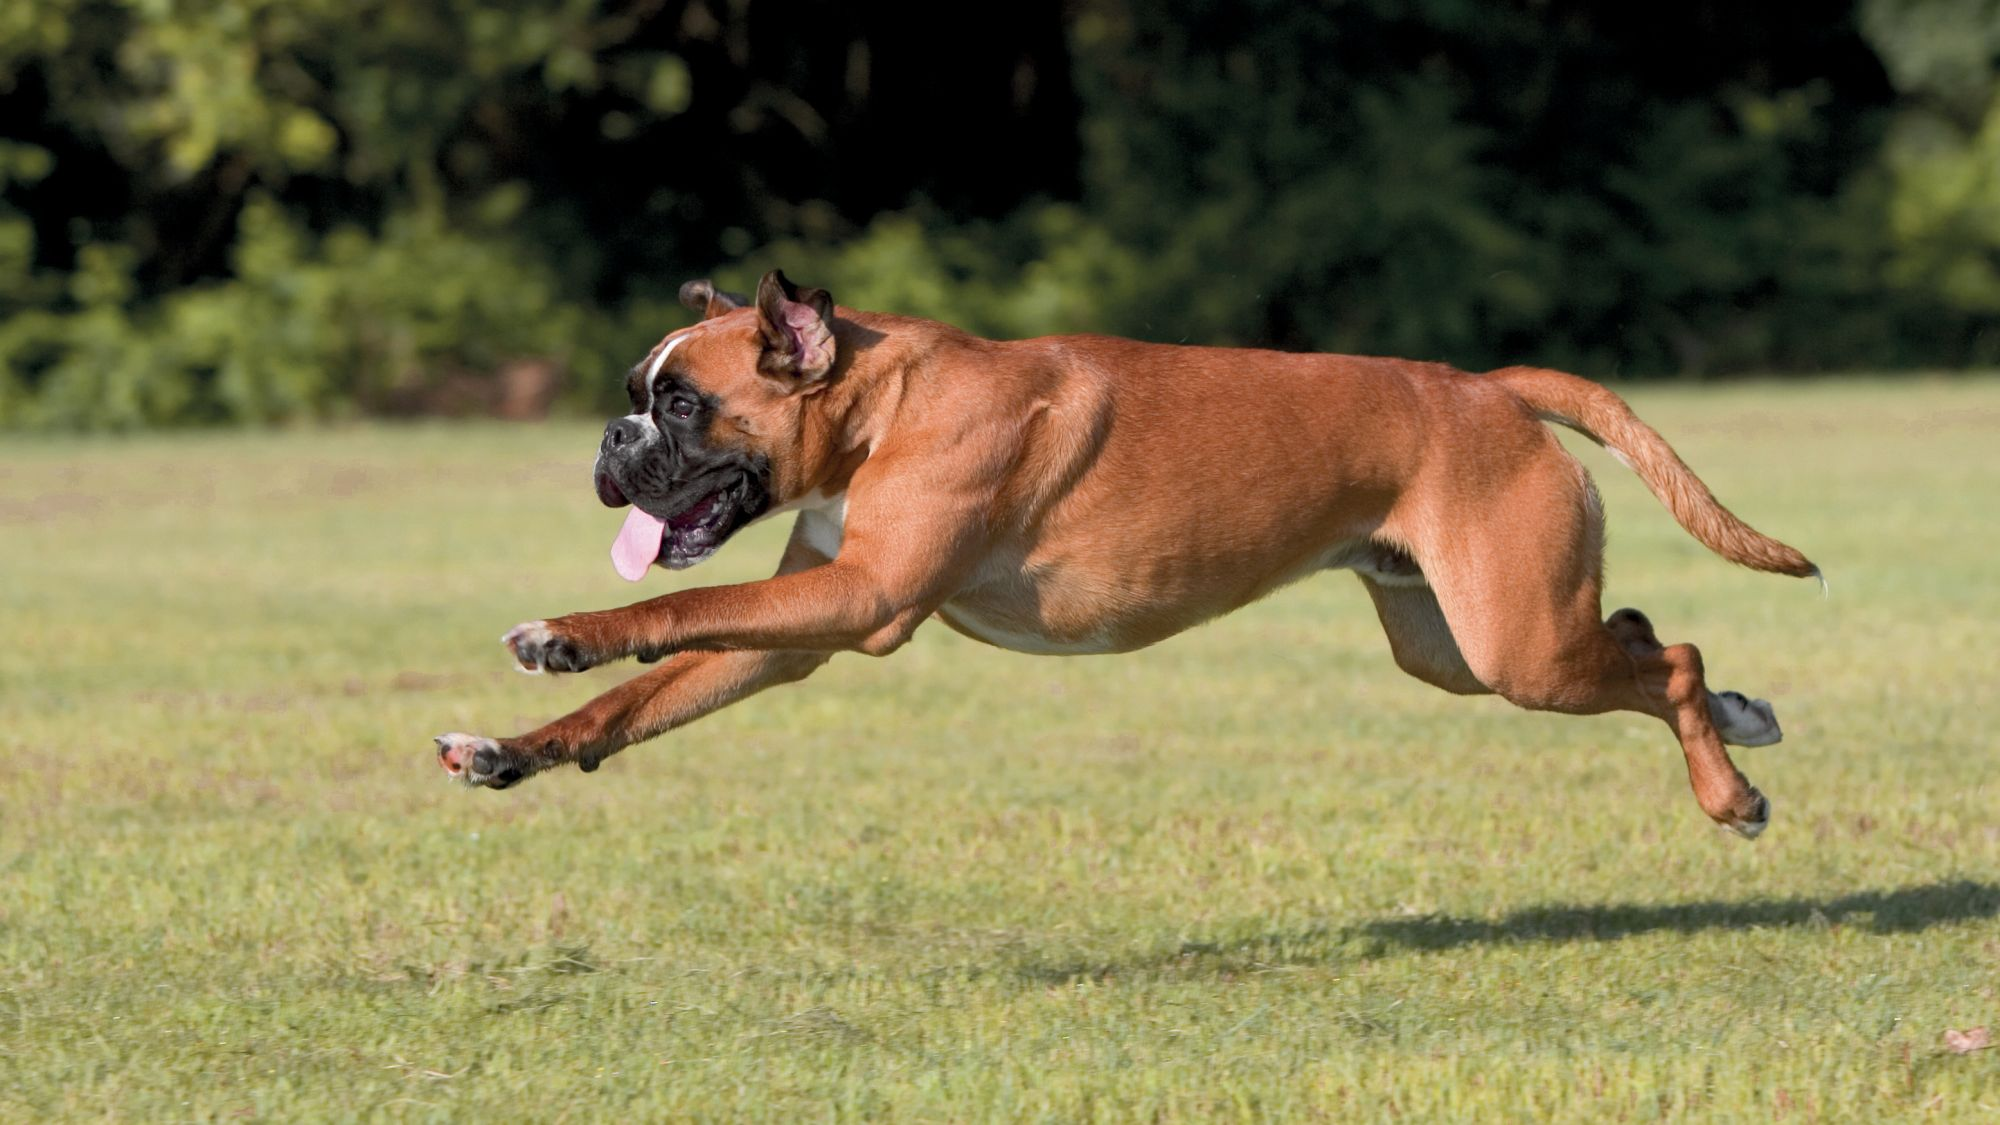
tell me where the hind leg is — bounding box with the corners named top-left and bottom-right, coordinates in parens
top-left (1406, 452), bottom-right (1773, 837)
top-left (1470, 612), bottom-right (1773, 837)
top-left (1608, 609), bottom-right (1783, 748)
top-left (1590, 613), bottom-right (1772, 837)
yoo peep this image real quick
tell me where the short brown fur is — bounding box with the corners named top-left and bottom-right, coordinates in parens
top-left (436, 273), bottom-right (1814, 838)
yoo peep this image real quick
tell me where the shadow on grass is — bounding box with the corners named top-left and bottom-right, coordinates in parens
top-left (1362, 879), bottom-right (2000, 953)
top-left (1013, 880), bottom-right (2000, 986)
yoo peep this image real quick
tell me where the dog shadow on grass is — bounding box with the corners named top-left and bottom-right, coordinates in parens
top-left (1358, 878), bottom-right (2000, 953)
top-left (1013, 879), bottom-right (2000, 986)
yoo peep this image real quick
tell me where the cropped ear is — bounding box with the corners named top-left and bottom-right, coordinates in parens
top-left (678, 278), bottom-right (748, 321)
top-left (754, 269), bottom-right (837, 382)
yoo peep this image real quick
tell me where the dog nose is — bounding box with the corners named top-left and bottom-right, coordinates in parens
top-left (603, 418), bottom-right (641, 449)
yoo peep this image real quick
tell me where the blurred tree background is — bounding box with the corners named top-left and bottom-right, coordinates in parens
top-left (2, 0), bottom-right (1997, 428)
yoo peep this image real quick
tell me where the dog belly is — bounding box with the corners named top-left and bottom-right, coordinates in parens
top-left (935, 527), bottom-right (1424, 656)
top-left (936, 602), bottom-right (1125, 655)
top-left (935, 560), bottom-right (1145, 655)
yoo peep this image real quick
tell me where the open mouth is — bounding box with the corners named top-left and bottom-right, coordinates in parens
top-left (661, 490), bottom-right (731, 565)
top-left (609, 482), bottom-right (753, 580)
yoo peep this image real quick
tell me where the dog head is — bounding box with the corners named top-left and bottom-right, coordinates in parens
top-left (593, 269), bottom-right (842, 577)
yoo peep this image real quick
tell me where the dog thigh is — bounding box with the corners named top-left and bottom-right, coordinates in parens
top-left (1404, 449), bottom-right (1613, 710)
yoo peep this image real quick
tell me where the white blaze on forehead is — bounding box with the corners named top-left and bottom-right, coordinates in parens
top-left (644, 333), bottom-right (686, 384)
top-left (628, 326), bottom-right (709, 432)
top-left (641, 326), bottom-right (708, 397)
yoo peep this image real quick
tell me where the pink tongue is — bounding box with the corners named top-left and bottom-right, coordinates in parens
top-left (610, 507), bottom-right (666, 581)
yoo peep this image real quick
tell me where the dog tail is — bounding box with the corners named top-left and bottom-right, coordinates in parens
top-left (1488, 365), bottom-right (1819, 581)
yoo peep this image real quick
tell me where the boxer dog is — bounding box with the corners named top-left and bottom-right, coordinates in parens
top-left (435, 271), bottom-right (1817, 837)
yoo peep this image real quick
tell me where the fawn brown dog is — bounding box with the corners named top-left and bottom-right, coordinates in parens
top-left (436, 270), bottom-right (1817, 837)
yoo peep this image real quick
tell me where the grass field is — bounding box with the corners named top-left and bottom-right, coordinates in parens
top-left (3, 379), bottom-right (1998, 1120)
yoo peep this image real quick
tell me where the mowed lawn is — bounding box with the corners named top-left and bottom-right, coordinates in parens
top-left (2, 379), bottom-right (1997, 1121)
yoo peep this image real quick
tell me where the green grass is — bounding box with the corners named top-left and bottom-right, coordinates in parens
top-left (3, 379), bottom-right (1998, 1121)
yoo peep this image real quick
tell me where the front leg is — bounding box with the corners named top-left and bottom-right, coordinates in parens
top-left (498, 562), bottom-right (910, 674)
top-left (508, 558), bottom-right (933, 670)
top-left (501, 602), bottom-right (714, 673)
top-left (436, 646), bottom-right (829, 786)
top-left (500, 619), bottom-right (599, 674)
top-left (438, 524), bottom-right (842, 787)
top-left (507, 459), bottom-right (989, 668)
top-left (445, 456), bottom-right (996, 786)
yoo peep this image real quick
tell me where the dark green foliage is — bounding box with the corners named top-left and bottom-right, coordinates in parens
top-left (1, 0), bottom-right (1995, 427)
top-left (790, 1), bottom-right (1966, 375)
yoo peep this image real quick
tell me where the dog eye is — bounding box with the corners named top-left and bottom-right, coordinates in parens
top-left (668, 395), bottom-right (697, 420)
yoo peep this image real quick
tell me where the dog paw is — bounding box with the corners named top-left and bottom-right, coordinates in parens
top-left (502, 620), bottom-right (594, 674)
top-left (434, 732), bottom-right (532, 789)
top-left (1710, 690), bottom-right (1782, 747)
top-left (1722, 787), bottom-right (1771, 840)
